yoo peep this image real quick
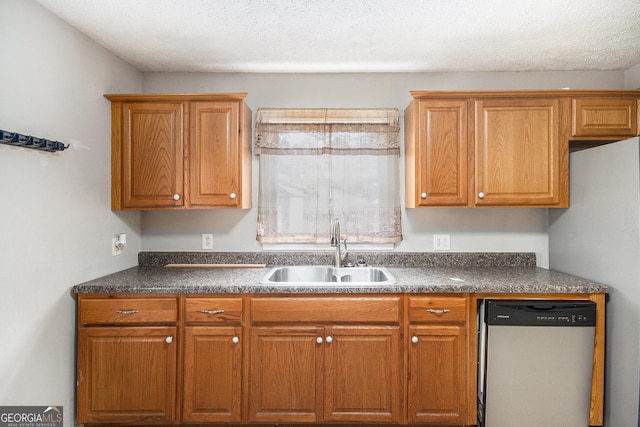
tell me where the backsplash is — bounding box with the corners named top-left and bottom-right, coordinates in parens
top-left (139, 251), bottom-right (536, 267)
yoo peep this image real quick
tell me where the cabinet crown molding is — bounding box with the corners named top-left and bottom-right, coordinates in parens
top-left (409, 89), bottom-right (640, 99)
top-left (105, 93), bottom-right (248, 102)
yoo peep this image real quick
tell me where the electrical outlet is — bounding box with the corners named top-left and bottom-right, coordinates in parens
top-left (202, 233), bottom-right (213, 250)
top-left (112, 237), bottom-right (123, 256)
top-left (433, 234), bottom-right (451, 251)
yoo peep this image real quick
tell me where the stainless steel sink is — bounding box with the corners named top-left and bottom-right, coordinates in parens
top-left (261, 265), bottom-right (396, 286)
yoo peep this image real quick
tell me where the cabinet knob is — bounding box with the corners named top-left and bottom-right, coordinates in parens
top-left (478, 192), bottom-right (485, 199)
top-left (326, 336), bottom-right (333, 343)
top-left (166, 336), bottom-right (173, 344)
top-left (420, 192), bottom-right (427, 199)
top-left (229, 193), bottom-right (237, 199)
top-left (232, 336), bottom-right (240, 344)
top-left (411, 336), bottom-right (419, 344)
top-left (316, 337), bottom-right (323, 344)
top-left (173, 194), bottom-right (181, 201)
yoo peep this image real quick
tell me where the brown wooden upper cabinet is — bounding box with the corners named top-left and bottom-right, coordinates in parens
top-left (474, 97), bottom-right (565, 207)
top-left (405, 90), bottom-right (640, 208)
top-left (106, 93), bottom-right (252, 210)
top-left (404, 99), bottom-right (470, 207)
top-left (571, 95), bottom-right (638, 138)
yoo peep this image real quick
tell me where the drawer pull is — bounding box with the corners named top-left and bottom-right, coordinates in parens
top-left (200, 309), bottom-right (225, 315)
top-left (232, 336), bottom-right (240, 344)
top-left (115, 309), bottom-right (139, 315)
top-left (426, 308), bottom-right (450, 316)
top-left (411, 336), bottom-right (419, 344)
top-left (166, 336), bottom-right (173, 344)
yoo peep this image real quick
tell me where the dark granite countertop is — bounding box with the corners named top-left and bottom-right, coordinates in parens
top-left (71, 252), bottom-right (608, 295)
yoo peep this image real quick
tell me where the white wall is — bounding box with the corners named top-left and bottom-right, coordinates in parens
top-left (141, 71), bottom-right (627, 267)
top-left (625, 63), bottom-right (640, 88)
top-left (0, 1), bottom-right (142, 424)
top-left (549, 137), bottom-right (640, 427)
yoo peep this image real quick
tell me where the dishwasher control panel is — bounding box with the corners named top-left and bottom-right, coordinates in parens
top-left (486, 300), bottom-right (596, 327)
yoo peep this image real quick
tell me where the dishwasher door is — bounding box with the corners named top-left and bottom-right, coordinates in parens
top-left (478, 299), bottom-right (596, 427)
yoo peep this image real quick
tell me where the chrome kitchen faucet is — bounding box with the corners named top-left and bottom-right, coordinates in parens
top-left (331, 219), bottom-right (348, 268)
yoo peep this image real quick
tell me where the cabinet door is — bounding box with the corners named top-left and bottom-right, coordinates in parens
top-left (407, 325), bottom-right (467, 424)
top-left (324, 326), bottom-right (400, 423)
top-left (475, 98), bottom-right (565, 206)
top-left (120, 102), bottom-right (184, 209)
top-left (76, 326), bottom-right (177, 424)
top-left (248, 326), bottom-right (323, 423)
top-left (189, 101), bottom-right (241, 207)
top-left (416, 100), bottom-right (469, 206)
top-left (572, 97), bottom-right (638, 137)
top-left (182, 326), bottom-right (242, 423)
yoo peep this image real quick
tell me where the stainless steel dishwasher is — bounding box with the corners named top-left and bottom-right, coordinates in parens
top-left (477, 299), bottom-right (596, 427)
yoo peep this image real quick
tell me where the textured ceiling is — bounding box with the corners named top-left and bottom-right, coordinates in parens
top-left (35, 0), bottom-right (640, 73)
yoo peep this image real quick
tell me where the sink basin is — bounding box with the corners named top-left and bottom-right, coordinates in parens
top-left (261, 266), bottom-right (396, 286)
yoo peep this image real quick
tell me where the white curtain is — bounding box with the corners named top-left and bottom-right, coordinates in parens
top-left (255, 108), bottom-right (401, 244)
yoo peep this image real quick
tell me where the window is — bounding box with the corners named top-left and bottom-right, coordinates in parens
top-left (255, 108), bottom-right (402, 246)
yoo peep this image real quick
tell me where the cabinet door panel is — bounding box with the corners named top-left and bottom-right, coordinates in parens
top-left (249, 327), bottom-right (323, 423)
top-left (408, 325), bottom-right (466, 424)
top-left (475, 98), bottom-right (562, 206)
top-left (572, 97), bottom-right (637, 137)
top-left (122, 102), bottom-right (184, 208)
top-left (77, 326), bottom-right (177, 424)
top-left (417, 100), bottom-right (469, 206)
top-left (324, 326), bottom-right (400, 423)
top-left (189, 102), bottom-right (240, 207)
top-left (183, 326), bottom-right (242, 423)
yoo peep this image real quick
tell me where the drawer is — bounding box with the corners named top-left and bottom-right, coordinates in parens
top-left (408, 296), bottom-right (468, 323)
top-left (79, 297), bottom-right (178, 325)
top-left (251, 296), bottom-right (401, 324)
top-left (185, 297), bottom-right (243, 323)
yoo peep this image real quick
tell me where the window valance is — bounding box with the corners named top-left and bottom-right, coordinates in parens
top-left (255, 108), bottom-right (400, 155)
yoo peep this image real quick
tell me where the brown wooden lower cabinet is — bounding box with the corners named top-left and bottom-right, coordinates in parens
top-left (324, 326), bottom-right (400, 423)
top-left (76, 293), bottom-right (604, 426)
top-left (407, 296), bottom-right (469, 425)
top-left (248, 326), bottom-right (323, 423)
top-left (76, 326), bottom-right (178, 424)
top-left (408, 325), bottom-right (467, 424)
top-left (248, 326), bottom-right (400, 423)
top-left (182, 326), bottom-right (242, 423)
